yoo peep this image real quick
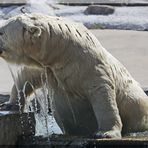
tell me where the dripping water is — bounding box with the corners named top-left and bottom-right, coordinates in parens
top-left (7, 64), bottom-right (27, 139)
top-left (40, 69), bottom-right (50, 138)
top-left (40, 66), bottom-right (55, 138)
top-left (7, 64), bottom-right (62, 139)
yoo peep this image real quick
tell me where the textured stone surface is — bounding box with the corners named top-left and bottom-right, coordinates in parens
top-left (0, 94), bottom-right (35, 145)
top-left (17, 134), bottom-right (148, 147)
top-left (59, 0), bottom-right (148, 6)
top-left (0, 111), bottom-right (35, 145)
top-left (84, 5), bottom-right (114, 15)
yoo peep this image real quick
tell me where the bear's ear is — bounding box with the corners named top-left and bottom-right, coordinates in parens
top-left (28, 26), bottom-right (41, 38)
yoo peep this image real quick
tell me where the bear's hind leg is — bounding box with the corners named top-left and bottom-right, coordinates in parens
top-left (89, 83), bottom-right (122, 138)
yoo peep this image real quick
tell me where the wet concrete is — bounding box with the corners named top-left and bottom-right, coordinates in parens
top-left (0, 0), bottom-right (148, 7)
top-left (16, 134), bottom-right (148, 147)
top-left (0, 95), bottom-right (35, 145)
top-left (58, 0), bottom-right (148, 6)
top-left (0, 111), bottom-right (35, 145)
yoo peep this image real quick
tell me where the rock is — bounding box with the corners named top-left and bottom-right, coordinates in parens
top-left (84, 5), bottom-right (115, 15)
top-left (0, 111), bottom-right (35, 145)
top-left (17, 134), bottom-right (148, 147)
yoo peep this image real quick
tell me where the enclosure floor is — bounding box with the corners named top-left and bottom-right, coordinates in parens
top-left (59, 0), bottom-right (148, 6)
top-left (16, 134), bottom-right (148, 147)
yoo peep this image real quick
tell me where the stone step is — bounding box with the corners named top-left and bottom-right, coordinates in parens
top-left (17, 134), bottom-right (148, 147)
top-left (58, 0), bottom-right (148, 6)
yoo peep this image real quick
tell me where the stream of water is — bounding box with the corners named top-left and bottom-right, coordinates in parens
top-left (7, 64), bottom-right (62, 138)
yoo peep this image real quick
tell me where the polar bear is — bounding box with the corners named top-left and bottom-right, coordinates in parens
top-left (0, 13), bottom-right (148, 138)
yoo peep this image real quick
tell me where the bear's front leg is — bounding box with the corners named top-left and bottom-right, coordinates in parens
top-left (89, 80), bottom-right (122, 139)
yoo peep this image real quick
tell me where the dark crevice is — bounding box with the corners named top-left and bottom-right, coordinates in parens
top-left (65, 24), bottom-right (71, 33)
top-left (48, 23), bottom-right (53, 38)
top-left (30, 17), bottom-right (37, 20)
top-left (86, 32), bottom-right (95, 45)
top-left (58, 24), bottom-right (63, 32)
top-left (76, 29), bottom-right (82, 37)
top-left (75, 33), bottom-right (78, 38)
top-left (86, 35), bottom-right (91, 41)
top-left (22, 27), bottom-right (26, 43)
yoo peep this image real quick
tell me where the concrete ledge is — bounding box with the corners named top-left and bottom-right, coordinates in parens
top-left (0, 111), bottom-right (35, 145)
top-left (58, 0), bottom-right (148, 6)
top-left (16, 135), bottom-right (148, 147)
top-left (59, 3), bottom-right (148, 6)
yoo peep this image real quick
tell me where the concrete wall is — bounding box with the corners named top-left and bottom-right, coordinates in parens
top-left (0, 111), bottom-right (35, 145)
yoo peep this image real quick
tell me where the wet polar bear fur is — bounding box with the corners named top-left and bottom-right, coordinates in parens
top-left (0, 13), bottom-right (148, 138)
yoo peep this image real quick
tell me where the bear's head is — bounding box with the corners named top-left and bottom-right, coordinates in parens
top-left (0, 14), bottom-right (47, 67)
